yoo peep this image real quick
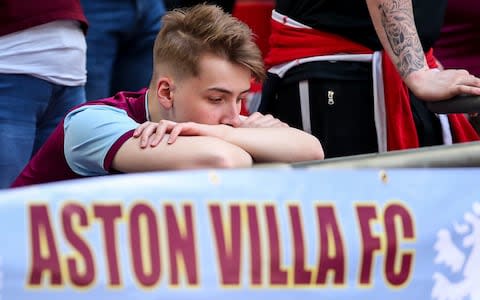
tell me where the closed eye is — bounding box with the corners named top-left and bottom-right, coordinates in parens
top-left (209, 97), bottom-right (223, 103)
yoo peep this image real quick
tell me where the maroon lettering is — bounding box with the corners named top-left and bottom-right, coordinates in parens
top-left (265, 205), bottom-right (288, 285)
top-left (247, 205), bottom-right (262, 285)
top-left (129, 204), bottom-right (161, 287)
top-left (384, 204), bottom-right (414, 286)
top-left (315, 205), bottom-right (345, 285)
top-left (93, 204), bottom-right (122, 286)
top-left (356, 205), bottom-right (382, 285)
top-left (165, 204), bottom-right (198, 285)
top-left (289, 205), bottom-right (312, 284)
top-left (62, 203), bottom-right (95, 287)
top-left (28, 205), bottom-right (62, 286)
top-left (209, 204), bottom-right (242, 285)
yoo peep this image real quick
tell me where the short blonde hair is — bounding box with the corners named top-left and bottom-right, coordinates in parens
top-left (151, 4), bottom-right (265, 83)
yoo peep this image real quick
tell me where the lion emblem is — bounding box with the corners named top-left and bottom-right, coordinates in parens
top-left (432, 202), bottom-right (480, 300)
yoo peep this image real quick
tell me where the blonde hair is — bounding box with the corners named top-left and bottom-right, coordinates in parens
top-left (151, 4), bottom-right (265, 84)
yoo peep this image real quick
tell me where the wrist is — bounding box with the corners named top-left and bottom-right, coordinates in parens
top-left (404, 68), bottom-right (429, 92)
top-left (213, 124), bottom-right (233, 140)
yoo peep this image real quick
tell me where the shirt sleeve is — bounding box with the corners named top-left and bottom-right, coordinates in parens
top-left (64, 105), bottom-right (139, 176)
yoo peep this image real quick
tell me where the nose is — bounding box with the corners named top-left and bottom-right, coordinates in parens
top-left (220, 102), bottom-right (241, 127)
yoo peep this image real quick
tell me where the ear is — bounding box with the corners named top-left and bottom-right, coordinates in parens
top-left (155, 77), bottom-right (175, 109)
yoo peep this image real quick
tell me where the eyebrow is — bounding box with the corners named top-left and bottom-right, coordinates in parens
top-left (207, 87), bottom-right (250, 95)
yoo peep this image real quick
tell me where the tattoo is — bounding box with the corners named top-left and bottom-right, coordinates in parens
top-left (378, 0), bottom-right (425, 78)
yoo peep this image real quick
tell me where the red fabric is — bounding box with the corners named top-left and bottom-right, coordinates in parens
top-left (382, 51), bottom-right (419, 149)
top-left (449, 113), bottom-right (480, 142)
top-left (0, 0), bottom-right (88, 36)
top-left (266, 18), bottom-right (479, 150)
top-left (233, 1), bottom-right (275, 58)
top-left (265, 19), bottom-right (371, 68)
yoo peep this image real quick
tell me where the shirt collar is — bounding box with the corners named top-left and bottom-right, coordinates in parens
top-left (145, 89), bottom-right (151, 122)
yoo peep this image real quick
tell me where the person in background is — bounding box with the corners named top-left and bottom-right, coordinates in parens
top-left (259, 0), bottom-right (480, 158)
top-left (12, 4), bottom-right (324, 188)
top-left (434, 0), bottom-right (480, 132)
top-left (80, 0), bottom-right (166, 100)
top-left (0, 0), bottom-right (88, 188)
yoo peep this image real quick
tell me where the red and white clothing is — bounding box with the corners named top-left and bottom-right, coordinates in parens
top-left (259, 5), bottom-right (478, 157)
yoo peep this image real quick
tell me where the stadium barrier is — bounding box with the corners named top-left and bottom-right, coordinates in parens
top-left (426, 95), bottom-right (480, 114)
top-left (292, 141), bottom-right (480, 169)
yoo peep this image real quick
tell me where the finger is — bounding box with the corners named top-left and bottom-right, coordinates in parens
top-left (248, 112), bottom-right (265, 121)
top-left (255, 115), bottom-right (278, 127)
top-left (270, 119), bottom-right (287, 128)
top-left (455, 74), bottom-right (477, 86)
top-left (150, 120), bottom-right (178, 146)
top-left (149, 122), bottom-right (169, 147)
top-left (168, 124), bottom-right (184, 144)
top-left (133, 122), bottom-right (151, 137)
top-left (248, 115), bottom-right (277, 128)
top-left (264, 118), bottom-right (286, 128)
top-left (242, 112), bottom-right (263, 126)
top-left (466, 75), bottom-right (480, 86)
top-left (256, 114), bottom-right (275, 126)
top-left (140, 125), bottom-right (158, 148)
top-left (458, 85), bottom-right (480, 96)
top-left (161, 120), bottom-right (179, 133)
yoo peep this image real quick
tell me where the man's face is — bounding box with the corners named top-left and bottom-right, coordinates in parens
top-left (169, 54), bottom-right (251, 127)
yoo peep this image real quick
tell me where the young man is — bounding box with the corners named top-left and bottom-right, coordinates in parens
top-left (11, 4), bottom-right (324, 188)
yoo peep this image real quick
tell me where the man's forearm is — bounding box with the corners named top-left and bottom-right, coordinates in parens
top-left (132, 121), bottom-right (324, 164)
top-left (366, 0), bottom-right (427, 79)
top-left (366, 0), bottom-right (480, 100)
top-left (112, 135), bottom-right (253, 172)
top-left (220, 127), bottom-right (324, 163)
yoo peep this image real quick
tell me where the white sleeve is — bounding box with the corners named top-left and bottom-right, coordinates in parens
top-left (64, 105), bottom-right (139, 176)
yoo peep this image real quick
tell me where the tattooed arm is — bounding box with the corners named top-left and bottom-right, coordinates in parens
top-left (366, 0), bottom-right (480, 101)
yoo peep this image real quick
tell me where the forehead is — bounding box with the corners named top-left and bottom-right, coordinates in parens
top-left (193, 54), bottom-right (251, 87)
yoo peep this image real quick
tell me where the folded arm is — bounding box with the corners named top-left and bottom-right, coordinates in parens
top-left (112, 135), bottom-right (252, 172)
top-left (221, 126), bottom-right (324, 163)
top-left (227, 113), bottom-right (323, 162)
top-left (136, 113), bottom-right (324, 163)
top-left (64, 106), bottom-right (252, 176)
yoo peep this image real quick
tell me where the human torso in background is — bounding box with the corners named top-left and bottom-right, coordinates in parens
top-left (0, 0), bottom-right (87, 36)
top-left (434, 0), bottom-right (480, 76)
top-left (0, 0), bottom-right (87, 84)
top-left (275, 0), bottom-right (447, 51)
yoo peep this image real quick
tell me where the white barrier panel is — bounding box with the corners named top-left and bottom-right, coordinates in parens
top-left (0, 168), bottom-right (478, 300)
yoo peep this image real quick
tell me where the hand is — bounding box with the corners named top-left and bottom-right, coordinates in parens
top-left (133, 120), bottom-right (178, 148)
top-left (239, 112), bottom-right (289, 128)
top-left (406, 68), bottom-right (480, 101)
top-left (133, 120), bottom-right (229, 147)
